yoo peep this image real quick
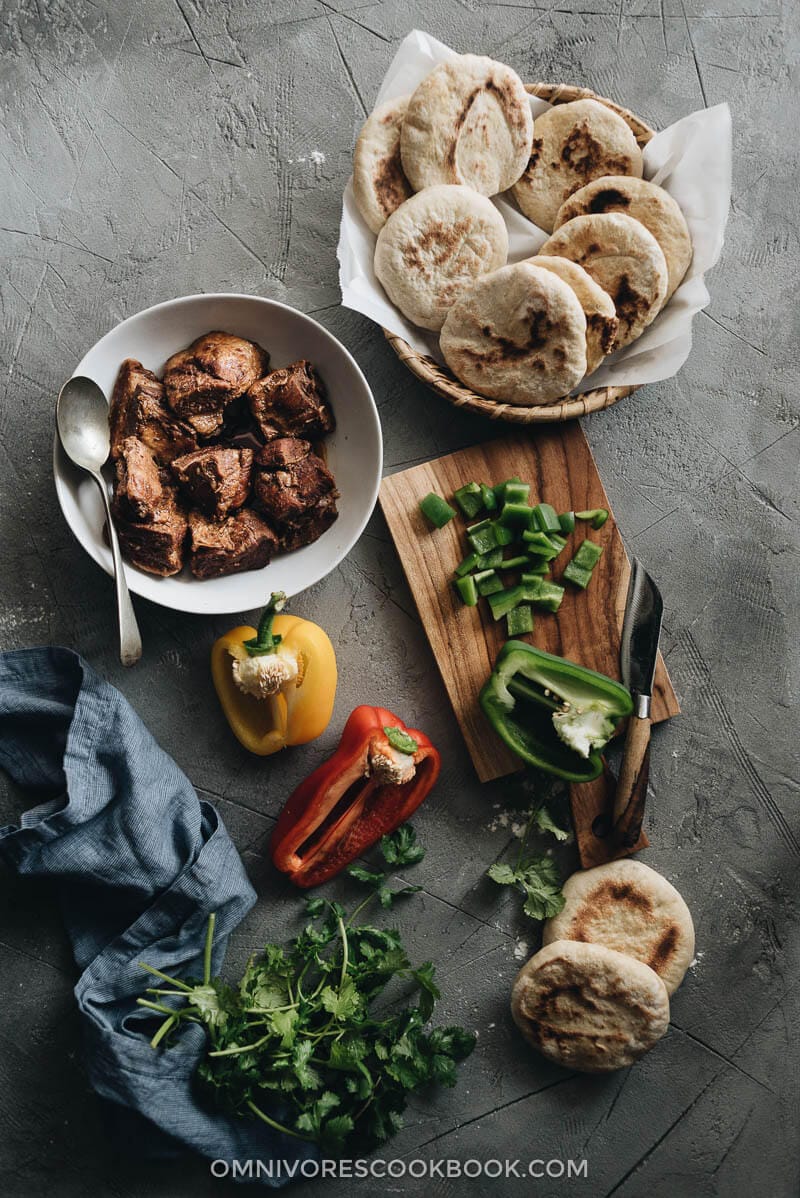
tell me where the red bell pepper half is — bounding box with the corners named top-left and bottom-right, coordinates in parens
top-left (270, 705), bottom-right (440, 888)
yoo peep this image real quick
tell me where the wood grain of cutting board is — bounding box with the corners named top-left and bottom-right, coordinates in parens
top-left (380, 423), bottom-right (680, 783)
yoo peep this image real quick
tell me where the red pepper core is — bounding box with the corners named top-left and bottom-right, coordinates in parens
top-left (270, 705), bottom-right (440, 888)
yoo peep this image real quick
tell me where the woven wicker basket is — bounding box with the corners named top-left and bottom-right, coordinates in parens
top-left (384, 82), bottom-right (655, 424)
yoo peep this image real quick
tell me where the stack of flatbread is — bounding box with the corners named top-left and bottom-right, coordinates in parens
top-left (353, 54), bottom-right (693, 407)
top-left (510, 860), bottom-right (695, 1072)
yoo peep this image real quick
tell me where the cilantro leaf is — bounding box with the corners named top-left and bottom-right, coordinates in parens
top-left (486, 862), bottom-right (517, 886)
top-left (531, 802), bottom-right (571, 842)
top-left (380, 824), bottom-right (425, 867)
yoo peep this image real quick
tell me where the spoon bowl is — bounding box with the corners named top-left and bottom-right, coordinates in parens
top-left (56, 376), bottom-right (142, 666)
top-left (57, 376), bottom-right (113, 472)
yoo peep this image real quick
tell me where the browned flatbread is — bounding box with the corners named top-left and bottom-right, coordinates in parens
top-left (542, 861), bottom-right (695, 995)
top-left (554, 175), bottom-right (692, 298)
top-left (353, 95), bottom-right (414, 234)
top-left (511, 940), bottom-right (670, 1072)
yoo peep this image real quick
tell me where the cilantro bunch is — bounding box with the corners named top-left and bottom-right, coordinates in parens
top-left (137, 826), bottom-right (475, 1154)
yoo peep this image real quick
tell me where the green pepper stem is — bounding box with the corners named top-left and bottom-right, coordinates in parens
top-left (244, 592), bottom-right (288, 656)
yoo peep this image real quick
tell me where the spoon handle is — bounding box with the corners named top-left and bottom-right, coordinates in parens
top-left (93, 471), bottom-right (142, 666)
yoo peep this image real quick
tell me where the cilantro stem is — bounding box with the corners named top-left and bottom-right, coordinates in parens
top-left (246, 1100), bottom-right (313, 1141)
top-left (203, 913), bottom-right (216, 986)
top-left (150, 1014), bottom-right (178, 1049)
top-left (208, 1032), bottom-right (272, 1058)
top-left (137, 997), bottom-right (187, 1017)
top-left (138, 963), bottom-right (193, 992)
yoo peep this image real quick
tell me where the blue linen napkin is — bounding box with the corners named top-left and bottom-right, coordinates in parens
top-left (0, 646), bottom-right (318, 1184)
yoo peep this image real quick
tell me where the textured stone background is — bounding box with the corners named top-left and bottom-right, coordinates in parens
top-left (1, 1), bottom-right (798, 1195)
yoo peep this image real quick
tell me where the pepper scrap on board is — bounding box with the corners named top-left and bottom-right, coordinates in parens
top-left (270, 705), bottom-right (441, 887)
top-left (211, 592), bottom-right (337, 756)
top-left (480, 641), bottom-right (633, 782)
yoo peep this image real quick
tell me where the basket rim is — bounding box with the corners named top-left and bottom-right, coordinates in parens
top-left (383, 81), bottom-right (655, 425)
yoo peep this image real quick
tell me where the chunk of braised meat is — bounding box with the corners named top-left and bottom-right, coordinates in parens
top-left (171, 446), bottom-right (254, 518)
top-left (253, 437), bottom-right (339, 550)
top-left (113, 437), bottom-right (165, 523)
top-left (163, 332), bottom-right (269, 438)
top-left (247, 360), bottom-right (335, 442)
top-left (114, 491), bottom-right (188, 577)
top-left (109, 358), bottom-right (196, 462)
top-left (188, 508), bottom-right (279, 580)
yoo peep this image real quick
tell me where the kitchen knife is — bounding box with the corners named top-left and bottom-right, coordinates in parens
top-left (613, 558), bottom-right (664, 844)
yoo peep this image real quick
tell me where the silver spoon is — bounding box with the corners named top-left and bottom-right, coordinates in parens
top-left (56, 375), bottom-right (142, 666)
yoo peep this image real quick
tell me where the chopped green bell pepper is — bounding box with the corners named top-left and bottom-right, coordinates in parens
top-left (573, 539), bottom-right (603, 569)
top-left (532, 503), bottom-right (561, 534)
top-left (506, 604), bottom-right (533, 636)
top-left (454, 482), bottom-right (484, 519)
top-left (563, 561), bottom-right (593, 589)
top-left (558, 511), bottom-right (576, 534)
top-left (479, 641), bottom-right (633, 782)
top-left (475, 569), bottom-right (503, 597)
top-left (486, 585), bottom-right (526, 620)
top-left (454, 575), bottom-right (479, 606)
top-left (480, 483), bottom-right (498, 512)
top-left (576, 508), bottom-right (609, 530)
top-left (420, 492), bottom-right (455, 528)
top-left (454, 551), bottom-right (480, 577)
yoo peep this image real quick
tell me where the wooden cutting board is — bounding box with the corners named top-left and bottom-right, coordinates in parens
top-left (380, 423), bottom-right (679, 783)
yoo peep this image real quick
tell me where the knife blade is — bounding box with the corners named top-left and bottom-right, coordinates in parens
top-left (619, 557), bottom-right (664, 713)
top-left (612, 559), bottom-right (664, 838)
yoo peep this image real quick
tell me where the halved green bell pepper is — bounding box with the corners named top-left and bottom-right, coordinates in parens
top-left (479, 641), bottom-right (633, 782)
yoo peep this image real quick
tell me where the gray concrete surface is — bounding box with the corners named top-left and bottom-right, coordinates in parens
top-left (1, 1), bottom-right (798, 1195)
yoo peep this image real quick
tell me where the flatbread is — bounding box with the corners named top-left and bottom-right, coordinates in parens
top-left (512, 99), bottom-right (643, 232)
top-left (542, 860), bottom-right (695, 995)
top-left (440, 262), bottom-right (587, 405)
top-left (511, 940), bottom-right (670, 1072)
top-left (538, 212), bottom-right (668, 349)
top-left (353, 95), bottom-right (414, 235)
top-left (555, 175), bottom-right (692, 298)
top-left (400, 54), bottom-right (533, 195)
top-left (527, 254), bottom-right (617, 374)
top-left (374, 185), bottom-right (508, 332)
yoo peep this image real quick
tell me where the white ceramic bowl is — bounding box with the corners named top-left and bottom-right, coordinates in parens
top-left (53, 293), bottom-right (383, 615)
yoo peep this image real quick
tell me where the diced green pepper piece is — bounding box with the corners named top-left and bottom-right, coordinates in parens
top-left (558, 511), bottom-right (576, 534)
top-left (487, 585), bottom-right (526, 621)
top-left (500, 502), bottom-right (534, 529)
top-left (522, 576), bottom-right (565, 612)
top-left (524, 557), bottom-right (550, 575)
top-left (500, 555), bottom-right (529, 571)
top-left (480, 483), bottom-right (498, 512)
top-left (532, 503), bottom-right (561, 534)
top-left (475, 569), bottom-right (503, 597)
top-left (522, 530), bottom-right (561, 560)
top-left (547, 532), bottom-right (568, 552)
top-left (492, 521), bottom-right (515, 547)
top-left (454, 551), bottom-right (480, 578)
top-left (476, 547), bottom-right (503, 569)
top-left (467, 521), bottom-right (499, 555)
top-left (576, 508), bottom-right (609, 530)
top-left (503, 481), bottom-right (530, 505)
top-left (493, 477), bottom-right (522, 505)
top-left (573, 539), bottom-right (603, 570)
top-left (454, 574), bottom-right (479, 605)
top-left (563, 560), bottom-right (593, 589)
top-left (420, 492), bottom-right (456, 528)
top-left (506, 604), bottom-right (534, 636)
top-left (454, 482), bottom-right (484, 519)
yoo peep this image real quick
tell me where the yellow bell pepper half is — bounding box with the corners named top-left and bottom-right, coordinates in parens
top-left (211, 594), bottom-right (337, 756)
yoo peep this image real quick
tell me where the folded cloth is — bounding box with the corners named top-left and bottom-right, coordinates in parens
top-left (0, 647), bottom-right (318, 1185)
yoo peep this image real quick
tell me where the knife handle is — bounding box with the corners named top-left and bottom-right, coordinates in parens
top-left (612, 711), bottom-right (651, 833)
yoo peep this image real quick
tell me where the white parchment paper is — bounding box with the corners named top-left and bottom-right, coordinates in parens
top-left (337, 29), bottom-right (732, 394)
